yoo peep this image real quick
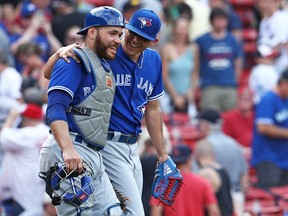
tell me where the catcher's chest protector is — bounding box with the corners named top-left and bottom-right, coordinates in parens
top-left (68, 47), bottom-right (116, 148)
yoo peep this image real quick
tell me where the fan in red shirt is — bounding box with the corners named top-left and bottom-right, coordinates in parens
top-left (149, 143), bottom-right (220, 216)
top-left (221, 87), bottom-right (254, 149)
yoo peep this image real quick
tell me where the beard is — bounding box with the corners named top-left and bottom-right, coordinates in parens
top-left (94, 33), bottom-right (116, 60)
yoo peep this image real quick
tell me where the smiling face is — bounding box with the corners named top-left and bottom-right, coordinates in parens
top-left (90, 26), bottom-right (123, 60)
top-left (122, 29), bottom-right (152, 62)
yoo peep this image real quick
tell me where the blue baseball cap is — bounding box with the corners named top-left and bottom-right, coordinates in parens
top-left (21, 3), bottom-right (37, 17)
top-left (170, 144), bottom-right (192, 164)
top-left (125, 8), bottom-right (161, 41)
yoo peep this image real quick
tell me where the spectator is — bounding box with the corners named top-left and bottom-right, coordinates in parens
top-left (51, 0), bottom-right (86, 45)
top-left (194, 138), bottom-right (234, 216)
top-left (0, 104), bottom-right (49, 216)
top-left (0, 0), bottom-right (21, 36)
top-left (63, 25), bottom-right (84, 46)
top-left (10, 2), bottom-right (61, 71)
top-left (192, 7), bottom-right (243, 112)
top-left (161, 16), bottom-right (196, 114)
top-left (222, 86), bottom-right (255, 150)
top-left (16, 42), bottom-right (49, 91)
top-left (160, 1), bottom-right (193, 41)
top-left (208, 0), bottom-right (243, 41)
top-left (30, 0), bottom-right (51, 14)
top-left (121, 1), bottom-right (142, 22)
top-left (0, 49), bottom-right (22, 175)
top-left (0, 50), bottom-right (22, 129)
top-left (251, 69), bottom-right (288, 188)
top-left (249, 45), bottom-right (279, 104)
top-left (196, 108), bottom-right (248, 216)
top-left (256, 0), bottom-right (288, 75)
top-left (150, 143), bottom-right (220, 216)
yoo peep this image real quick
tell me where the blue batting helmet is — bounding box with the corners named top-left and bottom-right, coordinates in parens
top-left (125, 9), bottom-right (161, 41)
top-left (77, 6), bottom-right (125, 35)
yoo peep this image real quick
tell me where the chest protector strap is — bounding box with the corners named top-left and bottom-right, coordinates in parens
top-left (68, 47), bottom-right (115, 148)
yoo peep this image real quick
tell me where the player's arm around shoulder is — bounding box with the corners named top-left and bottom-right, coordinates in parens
top-left (44, 43), bottom-right (82, 80)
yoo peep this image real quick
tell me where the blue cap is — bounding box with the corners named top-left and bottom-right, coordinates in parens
top-left (197, 108), bottom-right (221, 124)
top-left (125, 8), bottom-right (161, 41)
top-left (77, 6), bottom-right (125, 35)
top-left (21, 3), bottom-right (37, 17)
top-left (170, 144), bottom-right (192, 164)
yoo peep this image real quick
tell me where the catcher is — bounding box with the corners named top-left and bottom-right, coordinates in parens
top-left (39, 6), bottom-right (125, 215)
top-left (43, 8), bottom-right (183, 216)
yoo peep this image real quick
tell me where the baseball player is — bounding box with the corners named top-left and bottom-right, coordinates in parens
top-left (39, 7), bottom-right (125, 216)
top-left (44, 9), bottom-right (174, 216)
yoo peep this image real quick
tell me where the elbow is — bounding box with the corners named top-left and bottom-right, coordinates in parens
top-left (257, 124), bottom-right (268, 135)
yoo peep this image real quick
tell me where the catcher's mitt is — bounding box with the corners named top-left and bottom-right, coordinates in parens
top-left (151, 157), bottom-right (183, 207)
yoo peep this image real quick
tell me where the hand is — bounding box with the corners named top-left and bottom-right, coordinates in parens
top-left (2, 108), bottom-right (20, 129)
top-left (41, 19), bottom-right (53, 35)
top-left (57, 43), bottom-right (83, 63)
top-left (62, 146), bottom-right (83, 174)
top-left (29, 13), bottom-right (44, 32)
top-left (158, 154), bottom-right (169, 164)
top-left (173, 96), bottom-right (187, 111)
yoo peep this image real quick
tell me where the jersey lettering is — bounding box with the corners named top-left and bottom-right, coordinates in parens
top-left (275, 108), bottom-right (288, 122)
top-left (137, 77), bottom-right (154, 96)
top-left (83, 87), bottom-right (91, 97)
top-left (115, 74), bottom-right (131, 86)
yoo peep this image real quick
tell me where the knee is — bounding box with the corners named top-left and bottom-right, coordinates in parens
top-left (105, 204), bottom-right (123, 216)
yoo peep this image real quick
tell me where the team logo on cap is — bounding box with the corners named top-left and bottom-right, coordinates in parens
top-left (138, 17), bottom-right (152, 28)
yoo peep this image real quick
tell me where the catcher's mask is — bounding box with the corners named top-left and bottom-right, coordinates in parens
top-left (39, 162), bottom-right (94, 207)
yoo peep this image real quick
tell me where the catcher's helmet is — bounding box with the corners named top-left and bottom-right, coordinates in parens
top-left (77, 6), bottom-right (125, 35)
top-left (39, 162), bottom-right (95, 207)
top-left (125, 9), bottom-right (161, 41)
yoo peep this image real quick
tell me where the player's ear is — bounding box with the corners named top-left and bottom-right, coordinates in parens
top-left (87, 27), bottom-right (97, 40)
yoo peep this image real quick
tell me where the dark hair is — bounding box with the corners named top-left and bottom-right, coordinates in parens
top-left (16, 42), bottom-right (43, 58)
top-left (197, 108), bottom-right (221, 124)
top-left (278, 69), bottom-right (288, 83)
top-left (209, 7), bottom-right (228, 23)
top-left (178, 2), bottom-right (193, 21)
top-left (123, 1), bottom-right (142, 14)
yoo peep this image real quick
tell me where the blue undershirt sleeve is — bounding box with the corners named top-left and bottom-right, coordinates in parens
top-left (46, 90), bottom-right (72, 125)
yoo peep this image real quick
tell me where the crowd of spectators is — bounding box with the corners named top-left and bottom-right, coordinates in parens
top-left (1, 0), bottom-right (288, 215)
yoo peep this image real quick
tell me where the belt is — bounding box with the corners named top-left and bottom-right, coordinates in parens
top-left (107, 131), bottom-right (140, 144)
top-left (74, 134), bottom-right (101, 151)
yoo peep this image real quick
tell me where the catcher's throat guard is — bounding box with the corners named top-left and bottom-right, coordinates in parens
top-left (151, 157), bottom-right (183, 207)
top-left (39, 162), bottom-right (94, 207)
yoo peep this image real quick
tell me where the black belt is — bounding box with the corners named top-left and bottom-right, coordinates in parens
top-left (75, 134), bottom-right (101, 151)
top-left (107, 131), bottom-right (140, 144)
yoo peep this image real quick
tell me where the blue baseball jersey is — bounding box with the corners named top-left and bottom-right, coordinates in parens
top-left (252, 91), bottom-right (288, 169)
top-left (47, 58), bottom-right (95, 133)
top-left (195, 32), bottom-right (242, 88)
top-left (108, 45), bottom-right (164, 135)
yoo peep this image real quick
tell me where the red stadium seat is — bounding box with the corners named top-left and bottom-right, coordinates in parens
top-left (245, 187), bottom-right (274, 202)
top-left (242, 28), bottom-right (258, 41)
